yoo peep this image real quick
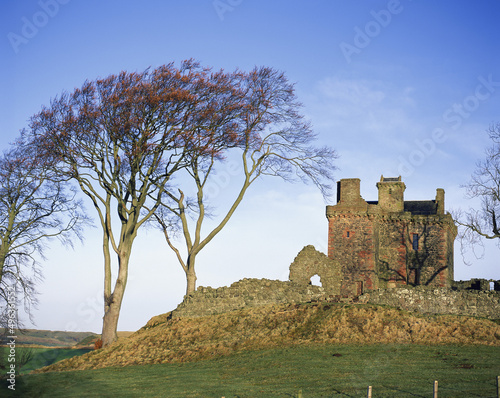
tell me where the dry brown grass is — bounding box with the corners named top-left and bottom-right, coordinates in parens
top-left (35, 303), bottom-right (500, 373)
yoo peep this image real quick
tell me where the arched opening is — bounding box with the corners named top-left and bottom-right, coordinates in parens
top-left (490, 281), bottom-right (495, 291)
top-left (310, 274), bottom-right (322, 287)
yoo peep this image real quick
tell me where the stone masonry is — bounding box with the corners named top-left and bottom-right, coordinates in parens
top-left (288, 245), bottom-right (342, 295)
top-left (172, 277), bottom-right (326, 319)
top-left (168, 176), bottom-right (499, 321)
top-left (364, 286), bottom-right (500, 319)
top-left (326, 176), bottom-right (457, 296)
top-left (171, 245), bottom-right (499, 320)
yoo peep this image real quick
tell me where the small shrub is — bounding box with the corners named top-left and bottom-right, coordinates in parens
top-left (94, 339), bottom-right (103, 350)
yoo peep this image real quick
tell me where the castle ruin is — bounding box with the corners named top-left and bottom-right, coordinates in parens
top-left (326, 176), bottom-right (457, 296)
top-left (171, 175), bottom-right (499, 321)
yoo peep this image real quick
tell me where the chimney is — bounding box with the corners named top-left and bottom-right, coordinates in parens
top-left (436, 188), bottom-right (445, 214)
top-left (337, 178), bottom-right (361, 205)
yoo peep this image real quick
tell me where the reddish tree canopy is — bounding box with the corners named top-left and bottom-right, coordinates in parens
top-left (26, 60), bottom-right (274, 345)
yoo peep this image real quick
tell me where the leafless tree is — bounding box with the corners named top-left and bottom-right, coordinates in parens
top-left (455, 123), bottom-right (500, 262)
top-left (0, 138), bottom-right (85, 330)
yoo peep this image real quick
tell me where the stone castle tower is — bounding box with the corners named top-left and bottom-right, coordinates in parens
top-left (326, 176), bottom-right (457, 296)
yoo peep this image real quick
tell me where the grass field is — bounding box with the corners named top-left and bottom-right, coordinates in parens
top-left (3, 344), bottom-right (500, 397)
top-left (0, 346), bottom-right (92, 375)
top-left (20, 347), bottom-right (93, 374)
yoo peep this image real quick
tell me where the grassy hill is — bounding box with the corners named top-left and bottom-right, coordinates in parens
top-left (1, 302), bottom-right (498, 397)
top-left (35, 302), bottom-right (500, 373)
top-left (0, 329), bottom-right (99, 347)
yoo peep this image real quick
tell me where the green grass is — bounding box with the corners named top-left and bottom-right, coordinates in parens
top-left (0, 346), bottom-right (92, 375)
top-left (3, 344), bottom-right (500, 397)
top-left (21, 347), bottom-right (93, 374)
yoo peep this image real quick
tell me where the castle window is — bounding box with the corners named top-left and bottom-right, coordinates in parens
top-left (412, 234), bottom-right (419, 250)
top-left (346, 231), bottom-right (350, 238)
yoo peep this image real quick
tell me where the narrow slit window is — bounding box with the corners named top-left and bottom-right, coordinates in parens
top-left (412, 234), bottom-right (419, 250)
top-left (346, 231), bottom-right (350, 238)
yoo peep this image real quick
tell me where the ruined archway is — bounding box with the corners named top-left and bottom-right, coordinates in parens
top-left (288, 245), bottom-right (342, 295)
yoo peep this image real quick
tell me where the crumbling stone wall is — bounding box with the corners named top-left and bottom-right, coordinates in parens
top-left (288, 245), bottom-right (342, 295)
top-left (452, 278), bottom-right (500, 292)
top-left (172, 278), bottom-right (500, 320)
top-left (364, 286), bottom-right (500, 319)
top-left (172, 278), bottom-right (325, 318)
top-left (169, 243), bottom-right (499, 321)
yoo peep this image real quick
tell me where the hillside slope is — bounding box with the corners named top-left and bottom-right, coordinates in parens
top-left (36, 302), bottom-right (500, 373)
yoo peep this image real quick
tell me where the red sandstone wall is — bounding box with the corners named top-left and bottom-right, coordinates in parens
top-left (328, 214), bottom-right (378, 296)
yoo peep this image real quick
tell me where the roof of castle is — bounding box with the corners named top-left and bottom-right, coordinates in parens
top-left (404, 200), bottom-right (437, 215)
top-left (381, 177), bottom-right (401, 182)
top-left (366, 200), bottom-right (438, 215)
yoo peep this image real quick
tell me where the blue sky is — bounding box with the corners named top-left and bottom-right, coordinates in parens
top-left (1, 0), bottom-right (500, 333)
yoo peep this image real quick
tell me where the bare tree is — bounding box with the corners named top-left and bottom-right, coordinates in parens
top-left (27, 60), bottom-right (248, 346)
top-left (154, 66), bottom-right (338, 295)
top-left (0, 139), bottom-right (85, 329)
top-left (455, 123), bottom-right (500, 261)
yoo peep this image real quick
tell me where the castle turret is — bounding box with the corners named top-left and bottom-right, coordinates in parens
top-left (376, 175), bottom-right (405, 212)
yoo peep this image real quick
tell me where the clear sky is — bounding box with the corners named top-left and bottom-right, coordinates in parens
top-left (1, 0), bottom-right (500, 333)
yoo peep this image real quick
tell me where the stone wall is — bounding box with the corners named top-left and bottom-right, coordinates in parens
top-left (169, 244), bottom-right (500, 320)
top-left (327, 213), bottom-right (378, 296)
top-left (452, 278), bottom-right (500, 292)
top-left (171, 278), bottom-right (500, 320)
top-left (171, 278), bottom-right (325, 319)
top-left (364, 286), bottom-right (500, 319)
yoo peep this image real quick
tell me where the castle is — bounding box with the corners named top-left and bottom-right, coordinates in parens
top-left (172, 175), bottom-right (499, 321)
top-left (326, 176), bottom-right (457, 296)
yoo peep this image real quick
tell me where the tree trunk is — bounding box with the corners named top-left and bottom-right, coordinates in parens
top-left (101, 299), bottom-right (120, 346)
top-left (101, 250), bottom-right (130, 347)
top-left (185, 255), bottom-right (197, 296)
top-left (102, 229), bottom-right (112, 316)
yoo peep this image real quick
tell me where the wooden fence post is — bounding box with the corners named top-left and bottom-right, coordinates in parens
top-left (433, 380), bottom-right (438, 398)
top-left (367, 385), bottom-right (372, 398)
